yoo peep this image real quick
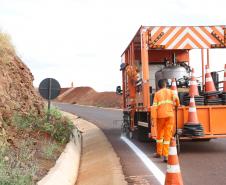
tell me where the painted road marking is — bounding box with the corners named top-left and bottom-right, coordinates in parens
top-left (121, 136), bottom-right (165, 185)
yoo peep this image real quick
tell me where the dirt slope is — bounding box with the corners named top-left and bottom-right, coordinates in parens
top-left (57, 87), bottom-right (122, 108)
top-left (0, 33), bottom-right (44, 123)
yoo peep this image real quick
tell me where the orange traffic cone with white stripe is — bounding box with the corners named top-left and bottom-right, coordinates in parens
top-left (183, 96), bottom-right (204, 136)
top-left (223, 64), bottom-right (226, 93)
top-left (205, 65), bottom-right (216, 93)
top-left (187, 96), bottom-right (199, 123)
top-left (189, 68), bottom-right (199, 96)
top-left (164, 138), bottom-right (183, 185)
top-left (171, 78), bottom-right (178, 96)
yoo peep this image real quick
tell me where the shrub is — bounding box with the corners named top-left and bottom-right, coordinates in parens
top-left (42, 142), bottom-right (59, 159)
top-left (12, 107), bottom-right (75, 144)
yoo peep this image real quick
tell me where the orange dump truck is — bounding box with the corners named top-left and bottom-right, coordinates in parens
top-left (118, 25), bottom-right (226, 144)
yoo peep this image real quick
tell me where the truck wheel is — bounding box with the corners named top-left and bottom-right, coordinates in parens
top-left (129, 131), bottom-right (133, 139)
top-left (121, 121), bottom-right (129, 137)
top-left (137, 126), bottom-right (149, 142)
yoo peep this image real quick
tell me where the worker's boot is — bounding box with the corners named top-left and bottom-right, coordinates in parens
top-left (163, 156), bottom-right (168, 163)
top-left (153, 153), bottom-right (161, 158)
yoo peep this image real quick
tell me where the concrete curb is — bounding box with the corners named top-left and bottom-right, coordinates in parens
top-left (37, 111), bottom-right (127, 185)
top-left (37, 120), bottom-right (82, 185)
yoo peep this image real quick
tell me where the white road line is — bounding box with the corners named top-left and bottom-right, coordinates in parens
top-left (121, 136), bottom-right (165, 185)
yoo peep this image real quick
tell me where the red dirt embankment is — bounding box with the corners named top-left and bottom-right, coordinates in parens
top-left (57, 87), bottom-right (122, 108)
top-left (0, 34), bottom-right (44, 123)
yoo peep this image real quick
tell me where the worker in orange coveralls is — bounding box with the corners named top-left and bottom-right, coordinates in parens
top-left (151, 79), bottom-right (180, 162)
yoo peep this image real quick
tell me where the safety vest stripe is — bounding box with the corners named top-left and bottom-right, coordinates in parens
top-left (153, 102), bottom-right (158, 106)
top-left (163, 140), bottom-right (170, 145)
top-left (157, 100), bottom-right (174, 106)
top-left (169, 146), bottom-right (177, 155)
top-left (167, 164), bottom-right (181, 173)
top-left (224, 77), bottom-right (226, 81)
top-left (156, 139), bottom-right (163, 143)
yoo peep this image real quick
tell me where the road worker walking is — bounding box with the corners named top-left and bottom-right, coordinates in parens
top-left (151, 79), bottom-right (180, 162)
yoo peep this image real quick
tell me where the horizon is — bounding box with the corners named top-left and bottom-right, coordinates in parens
top-left (1, 0), bottom-right (226, 91)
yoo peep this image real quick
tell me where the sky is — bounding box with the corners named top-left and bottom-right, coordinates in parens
top-left (0, 0), bottom-right (226, 91)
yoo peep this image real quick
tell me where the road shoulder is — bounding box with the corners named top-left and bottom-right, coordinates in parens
top-left (63, 112), bottom-right (127, 185)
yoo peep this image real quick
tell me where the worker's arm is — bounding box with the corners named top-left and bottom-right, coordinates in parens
top-left (151, 93), bottom-right (158, 119)
top-left (172, 91), bottom-right (180, 107)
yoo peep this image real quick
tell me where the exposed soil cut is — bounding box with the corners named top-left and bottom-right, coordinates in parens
top-left (57, 87), bottom-right (122, 108)
top-left (0, 33), bottom-right (66, 184)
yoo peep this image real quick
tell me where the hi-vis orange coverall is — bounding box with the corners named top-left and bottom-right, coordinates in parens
top-left (151, 88), bottom-right (180, 157)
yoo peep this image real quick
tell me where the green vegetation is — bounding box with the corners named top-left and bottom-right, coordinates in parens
top-left (0, 142), bottom-right (36, 185)
top-left (13, 107), bottom-right (75, 144)
top-left (42, 141), bottom-right (59, 159)
top-left (0, 106), bottom-right (74, 184)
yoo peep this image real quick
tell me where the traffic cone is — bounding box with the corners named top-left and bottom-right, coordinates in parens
top-left (164, 138), bottom-right (183, 185)
top-left (205, 65), bottom-right (216, 93)
top-left (189, 68), bottom-right (199, 96)
top-left (171, 78), bottom-right (178, 96)
top-left (187, 96), bottom-right (199, 124)
top-left (223, 64), bottom-right (226, 93)
top-left (183, 96), bottom-right (204, 136)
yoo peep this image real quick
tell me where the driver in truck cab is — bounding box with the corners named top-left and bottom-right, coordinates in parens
top-left (151, 79), bottom-right (180, 162)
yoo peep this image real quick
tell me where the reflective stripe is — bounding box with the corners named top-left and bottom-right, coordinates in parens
top-left (224, 69), bottom-right (226, 73)
top-left (189, 107), bottom-right (196, 112)
top-left (158, 100), bottom-right (173, 106)
top-left (190, 98), bottom-right (195, 103)
top-left (206, 69), bottom-right (210, 73)
top-left (224, 77), bottom-right (226, 81)
top-left (156, 139), bottom-right (163, 143)
top-left (190, 80), bottom-right (197, 85)
top-left (163, 140), bottom-right (170, 145)
top-left (172, 82), bottom-right (176, 86)
top-left (206, 77), bottom-right (212, 82)
top-left (169, 146), bottom-right (177, 155)
top-left (167, 164), bottom-right (181, 173)
top-left (153, 102), bottom-right (158, 106)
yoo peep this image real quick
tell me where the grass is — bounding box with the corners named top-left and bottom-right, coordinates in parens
top-left (0, 142), bottom-right (36, 185)
top-left (12, 107), bottom-right (75, 144)
top-left (42, 141), bottom-right (59, 159)
top-left (0, 106), bottom-right (75, 184)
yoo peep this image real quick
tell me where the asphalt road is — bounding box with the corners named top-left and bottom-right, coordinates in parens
top-left (55, 103), bottom-right (226, 185)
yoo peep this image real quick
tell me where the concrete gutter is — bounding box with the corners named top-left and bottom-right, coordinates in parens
top-left (37, 115), bottom-right (82, 185)
top-left (37, 111), bottom-right (127, 185)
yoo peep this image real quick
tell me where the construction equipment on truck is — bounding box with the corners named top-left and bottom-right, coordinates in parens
top-left (117, 25), bottom-right (226, 147)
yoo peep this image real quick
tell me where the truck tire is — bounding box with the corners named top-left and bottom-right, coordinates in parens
top-left (137, 126), bottom-right (149, 142)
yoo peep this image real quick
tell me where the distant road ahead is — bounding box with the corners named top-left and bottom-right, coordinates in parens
top-left (55, 103), bottom-right (226, 185)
